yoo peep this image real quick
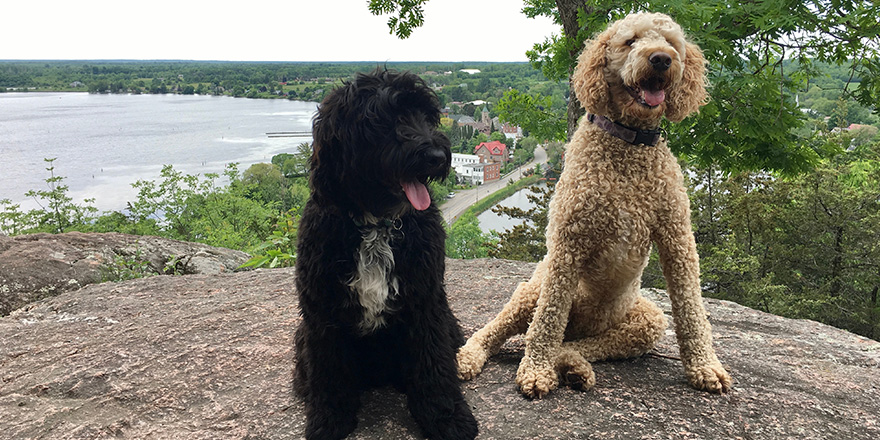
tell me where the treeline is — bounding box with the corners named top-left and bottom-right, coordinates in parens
top-left (0, 60), bottom-right (565, 107)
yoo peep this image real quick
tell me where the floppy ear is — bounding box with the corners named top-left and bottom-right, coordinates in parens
top-left (572, 30), bottom-right (613, 116)
top-left (665, 41), bottom-right (708, 122)
top-left (309, 90), bottom-right (347, 199)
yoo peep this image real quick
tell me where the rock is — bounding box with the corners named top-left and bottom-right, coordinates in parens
top-left (0, 232), bottom-right (250, 316)
top-left (1, 258), bottom-right (879, 439)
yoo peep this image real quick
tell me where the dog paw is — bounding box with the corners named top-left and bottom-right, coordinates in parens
top-left (413, 396), bottom-right (478, 440)
top-left (439, 403), bottom-right (479, 440)
top-left (555, 349), bottom-right (596, 391)
top-left (304, 414), bottom-right (357, 440)
top-left (687, 362), bottom-right (733, 394)
top-left (516, 356), bottom-right (558, 399)
top-left (456, 340), bottom-right (488, 380)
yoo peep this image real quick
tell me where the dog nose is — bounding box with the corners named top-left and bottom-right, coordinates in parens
top-left (424, 147), bottom-right (448, 170)
top-left (650, 52), bottom-right (672, 71)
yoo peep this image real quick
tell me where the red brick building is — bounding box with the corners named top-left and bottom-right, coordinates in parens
top-left (474, 141), bottom-right (509, 163)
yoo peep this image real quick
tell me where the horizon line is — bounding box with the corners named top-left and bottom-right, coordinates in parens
top-left (0, 59), bottom-right (534, 64)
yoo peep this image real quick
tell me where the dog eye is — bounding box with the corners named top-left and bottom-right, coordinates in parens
top-left (625, 39), bottom-right (636, 47)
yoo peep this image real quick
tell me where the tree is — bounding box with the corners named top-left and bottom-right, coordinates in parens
top-left (445, 212), bottom-right (493, 259)
top-left (370, 0), bottom-right (880, 174)
top-left (22, 158), bottom-right (97, 234)
top-left (496, 89), bottom-right (567, 142)
top-left (488, 183), bottom-right (554, 262)
top-left (242, 163), bottom-right (287, 208)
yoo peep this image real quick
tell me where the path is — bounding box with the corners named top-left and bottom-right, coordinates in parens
top-left (440, 146), bottom-right (547, 225)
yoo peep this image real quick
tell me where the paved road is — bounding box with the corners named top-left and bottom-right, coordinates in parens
top-left (441, 146), bottom-right (548, 225)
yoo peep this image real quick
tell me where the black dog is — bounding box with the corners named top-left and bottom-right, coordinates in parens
top-left (293, 69), bottom-right (478, 440)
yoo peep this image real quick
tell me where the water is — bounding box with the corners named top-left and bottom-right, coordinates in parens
top-left (0, 93), bottom-right (317, 212)
top-left (477, 184), bottom-right (545, 234)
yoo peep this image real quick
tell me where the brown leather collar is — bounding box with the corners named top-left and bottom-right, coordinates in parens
top-left (587, 114), bottom-right (662, 147)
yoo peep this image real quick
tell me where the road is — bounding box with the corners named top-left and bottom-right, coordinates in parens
top-left (441, 146), bottom-right (548, 225)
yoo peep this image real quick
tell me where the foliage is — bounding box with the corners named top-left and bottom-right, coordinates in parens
top-left (687, 134), bottom-right (880, 339)
top-left (372, 0), bottom-right (880, 175)
top-left (496, 90), bottom-right (567, 142)
top-left (368, 0), bottom-right (428, 38)
top-left (429, 169), bottom-right (458, 204)
top-left (123, 163), bottom-right (278, 251)
top-left (445, 212), bottom-right (493, 259)
top-left (100, 246), bottom-right (153, 283)
top-left (488, 183), bottom-right (554, 262)
top-left (241, 209), bottom-right (301, 269)
top-left (0, 158), bottom-right (98, 235)
top-left (271, 142), bottom-right (312, 178)
top-left (513, 137), bottom-right (539, 166)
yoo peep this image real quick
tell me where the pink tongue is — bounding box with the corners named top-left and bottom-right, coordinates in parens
top-left (643, 89), bottom-right (666, 107)
top-left (401, 180), bottom-right (431, 211)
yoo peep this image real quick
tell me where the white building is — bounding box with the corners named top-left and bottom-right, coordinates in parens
top-left (452, 153), bottom-right (479, 172)
top-left (460, 163), bottom-right (487, 185)
top-left (451, 153), bottom-right (482, 185)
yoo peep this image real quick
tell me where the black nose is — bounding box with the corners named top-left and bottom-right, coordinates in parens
top-left (650, 52), bottom-right (672, 71)
top-left (424, 147), bottom-right (448, 170)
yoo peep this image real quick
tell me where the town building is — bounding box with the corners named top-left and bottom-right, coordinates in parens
top-left (452, 153), bottom-right (502, 185)
top-left (474, 140), bottom-right (509, 164)
top-left (459, 161), bottom-right (501, 185)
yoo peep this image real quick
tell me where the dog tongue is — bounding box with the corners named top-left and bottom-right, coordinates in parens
top-left (643, 89), bottom-right (666, 107)
top-left (401, 180), bottom-right (431, 211)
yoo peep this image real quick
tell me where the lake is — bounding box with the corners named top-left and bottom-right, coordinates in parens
top-left (0, 93), bottom-right (317, 212)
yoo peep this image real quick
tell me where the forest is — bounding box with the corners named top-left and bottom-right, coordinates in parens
top-left (2, 1), bottom-right (880, 339)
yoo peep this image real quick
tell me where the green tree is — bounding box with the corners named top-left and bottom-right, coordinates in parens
top-left (243, 162), bottom-right (287, 208)
top-left (126, 163), bottom-right (277, 250)
top-left (684, 134), bottom-right (880, 339)
top-left (445, 212), bottom-right (493, 259)
top-left (371, 0), bottom-right (880, 174)
top-left (488, 183), bottom-right (554, 262)
top-left (496, 89), bottom-right (567, 142)
top-left (23, 158), bottom-right (97, 233)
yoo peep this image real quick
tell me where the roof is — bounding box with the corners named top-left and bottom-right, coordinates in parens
top-left (474, 141), bottom-right (507, 156)
top-left (449, 115), bottom-right (476, 124)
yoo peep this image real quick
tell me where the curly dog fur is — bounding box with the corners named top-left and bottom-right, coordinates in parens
top-left (294, 69), bottom-right (478, 439)
top-left (457, 12), bottom-right (733, 398)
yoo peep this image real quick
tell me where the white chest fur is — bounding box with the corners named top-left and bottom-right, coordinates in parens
top-left (348, 225), bottom-right (399, 333)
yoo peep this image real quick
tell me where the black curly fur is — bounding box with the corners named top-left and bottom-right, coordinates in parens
top-left (293, 69), bottom-right (478, 440)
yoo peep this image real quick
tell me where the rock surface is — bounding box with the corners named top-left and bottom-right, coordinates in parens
top-left (0, 232), bottom-right (250, 316)
top-left (1, 258), bottom-right (879, 439)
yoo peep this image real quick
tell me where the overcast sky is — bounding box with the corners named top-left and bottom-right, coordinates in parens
top-left (2, 1), bottom-right (560, 62)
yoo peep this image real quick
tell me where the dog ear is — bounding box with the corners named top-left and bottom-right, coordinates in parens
top-left (572, 31), bottom-right (613, 116)
top-left (309, 92), bottom-right (347, 199)
top-left (665, 41), bottom-right (708, 122)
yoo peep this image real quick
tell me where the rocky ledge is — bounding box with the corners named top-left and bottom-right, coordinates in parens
top-left (1, 252), bottom-right (879, 439)
top-left (0, 232), bottom-right (250, 316)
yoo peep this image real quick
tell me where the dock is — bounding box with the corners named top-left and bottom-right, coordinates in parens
top-left (266, 131), bottom-right (312, 138)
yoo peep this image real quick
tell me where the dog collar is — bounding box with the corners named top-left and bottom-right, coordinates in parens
top-left (587, 114), bottom-right (662, 147)
top-left (350, 213), bottom-right (402, 230)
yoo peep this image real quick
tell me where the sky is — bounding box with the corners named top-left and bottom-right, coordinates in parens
top-left (2, 1), bottom-right (560, 62)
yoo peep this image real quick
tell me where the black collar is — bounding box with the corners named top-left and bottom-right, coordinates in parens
top-left (350, 213), bottom-right (402, 230)
top-left (587, 114), bottom-right (662, 147)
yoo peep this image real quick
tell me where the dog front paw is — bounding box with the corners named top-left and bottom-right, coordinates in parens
top-left (304, 413), bottom-right (357, 440)
top-left (516, 356), bottom-right (558, 398)
top-left (457, 340), bottom-right (488, 380)
top-left (412, 395), bottom-right (478, 440)
top-left (438, 400), bottom-right (479, 440)
top-left (686, 362), bottom-right (733, 393)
